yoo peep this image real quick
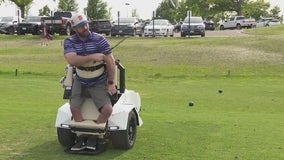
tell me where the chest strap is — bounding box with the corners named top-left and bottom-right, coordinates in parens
top-left (77, 63), bottom-right (105, 71)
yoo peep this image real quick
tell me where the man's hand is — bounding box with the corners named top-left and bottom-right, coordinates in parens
top-left (107, 83), bottom-right (117, 95)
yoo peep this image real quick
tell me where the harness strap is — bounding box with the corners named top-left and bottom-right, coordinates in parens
top-left (77, 63), bottom-right (106, 71)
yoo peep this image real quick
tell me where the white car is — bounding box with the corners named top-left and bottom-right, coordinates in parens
top-left (256, 18), bottom-right (281, 27)
top-left (144, 19), bottom-right (174, 37)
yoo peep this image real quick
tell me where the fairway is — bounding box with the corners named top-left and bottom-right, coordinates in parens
top-left (0, 26), bottom-right (284, 160)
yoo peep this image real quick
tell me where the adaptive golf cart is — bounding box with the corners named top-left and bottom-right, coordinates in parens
top-left (55, 61), bottom-right (143, 154)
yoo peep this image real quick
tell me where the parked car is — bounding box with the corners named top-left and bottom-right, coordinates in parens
top-left (17, 16), bottom-right (43, 35)
top-left (204, 20), bottom-right (215, 30)
top-left (89, 19), bottom-right (112, 36)
top-left (0, 16), bottom-right (21, 34)
top-left (174, 21), bottom-right (183, 32)
top-left (144, 19), bottom-right (174, 37)
top-left (181, 16), bottom-right (205, 37)
top-left (267, 19), bottom-right (281, 26)
top-left (111, 17), bottom-right (143, 37)
top-left (256, 18), bottom-right (281, 27)
top-left (142, 21), bottom-right (150, 33)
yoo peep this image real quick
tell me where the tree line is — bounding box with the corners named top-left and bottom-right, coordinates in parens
top-left (0, 0), bottom-right (282, 23)
top-left (156, 0), bottom-right (282, 23)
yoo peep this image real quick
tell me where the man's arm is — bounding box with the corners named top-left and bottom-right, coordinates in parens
top-left (64, 52), bottom-right (105, 67)
top-left (104, 53), bottom-right (116, 95)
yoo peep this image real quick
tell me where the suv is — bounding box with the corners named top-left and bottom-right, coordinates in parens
top-left (0, 16), bottom-right (20, 34)
top-left (89, 19), bottom-right (112, 36)
top-left (17, 16), bottom-right (43, 35)
top-left (111, 17), bottom-right (143, 37)
top-left (181, 16), bottom-right (205, 37)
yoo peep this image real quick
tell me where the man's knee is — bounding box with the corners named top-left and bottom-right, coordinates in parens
top-left (101, 104), bottom-right (113, 117)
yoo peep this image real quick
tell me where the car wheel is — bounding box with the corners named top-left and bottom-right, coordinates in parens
top-left (8, 27), bottom-right (15, 34)
top-left (57, 127), bottom-right (76, 148)
top-left (236, 24), bottom-right (242, 30)
top-left (110, 110), bottom-right (137, 149)
top-left (17, 29), bottom-right (22, 35)
top-left (220, 25), bottom-right (224, 30)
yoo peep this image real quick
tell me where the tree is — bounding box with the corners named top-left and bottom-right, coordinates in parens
top-left (9, 0), bottom-right (33, 18)
top-left (86, 0), bottom-right (109, 20)
top-left (242, 0), bottom-right (270, 20)
top-left (155, 0), bottom-right (178, 23)
top-left (39, 5), bottom-right (51, 16)
top-left (270, 6), bottom-right (281, 19)
top-left (208, 0), bottom-right (250, 16)
top-left (58, 0), bottom-right (78, 12)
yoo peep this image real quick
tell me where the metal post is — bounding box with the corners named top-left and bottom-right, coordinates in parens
top-left (152, 11), bottom-right (155, 37)
top-left (17, 10), bottom-right (20, 23)
top-left (187, 10), bottom-right (191, 38)
top-left (118, 11), bottom-right (120, 37)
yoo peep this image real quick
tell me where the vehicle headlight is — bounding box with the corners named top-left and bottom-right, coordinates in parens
top-left (197, 25), bottom-right (204, 29)
top-left (181, 25), bottom-right (187, 30)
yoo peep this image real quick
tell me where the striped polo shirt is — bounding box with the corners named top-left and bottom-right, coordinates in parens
top-left (64, 31), bottom-right (112, 86)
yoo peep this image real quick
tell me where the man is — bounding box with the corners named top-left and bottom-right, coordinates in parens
top-left (63, 13), bottom-right (116, 151)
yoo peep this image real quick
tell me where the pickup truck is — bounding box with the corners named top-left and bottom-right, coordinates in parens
top-left (219, 16), bottom-right (256, 30)
top-left (41, 11), bottom-right (76, 35)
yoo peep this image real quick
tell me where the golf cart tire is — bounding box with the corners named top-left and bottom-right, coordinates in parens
top-left (110, 110), bottom-right (137, 149)
top-left (57, 127), bottom-right (76, 148)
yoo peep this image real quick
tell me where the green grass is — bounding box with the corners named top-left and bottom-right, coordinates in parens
top-left (0, 26), bottom-right (284, 160)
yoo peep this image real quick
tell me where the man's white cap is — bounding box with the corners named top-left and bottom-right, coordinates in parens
top-left (70, 13), bottom-right (88, 28)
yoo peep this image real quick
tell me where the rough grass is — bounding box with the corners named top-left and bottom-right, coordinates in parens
top-left (0, 25), bottom-right (284, 160)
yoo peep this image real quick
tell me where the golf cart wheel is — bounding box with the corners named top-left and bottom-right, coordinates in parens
top-left (110, 110), bottom-right (137, 149)
top-left (57, 127), bottom-right (76, 148)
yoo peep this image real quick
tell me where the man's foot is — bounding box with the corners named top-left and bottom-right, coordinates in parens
top-left (86, 136), bottom-right (97, 150)
top-left (70, 136), bottom-right (86, 151)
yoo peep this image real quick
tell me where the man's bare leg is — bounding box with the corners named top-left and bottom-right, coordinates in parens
top-left (70, 107), bottom-right (84, 122)
top-left (96, 103), bottom-right (113, 124)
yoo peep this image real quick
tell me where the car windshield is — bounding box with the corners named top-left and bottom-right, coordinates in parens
top-left (183, 17), bottom-right (203, 23)
top-left (149, 20), bottom-right (168, 25)
top-left (0, 17), bottom-right (13, 22)
top-left (115, 18), bottom-right (136, 24)
top-left (25, 16), bottom-right (41, 22)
